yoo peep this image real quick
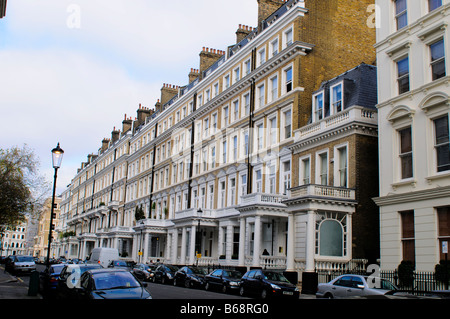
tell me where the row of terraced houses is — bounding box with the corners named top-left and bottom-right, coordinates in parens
top-left (51, 0), bottom-right (450, 292)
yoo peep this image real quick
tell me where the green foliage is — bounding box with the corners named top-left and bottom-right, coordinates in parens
top-left (397, 260), bottom-right (415, 287)
top-left (135, 205), bottom-right (145, 221)
top-left (435, 260), bottom-right (450, 284)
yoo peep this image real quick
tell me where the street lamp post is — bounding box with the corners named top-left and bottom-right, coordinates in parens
top-left (46, 143), bottom-right (64, 269)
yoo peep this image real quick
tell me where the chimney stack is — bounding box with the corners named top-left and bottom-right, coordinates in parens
top-left (257, 0), bottom-right (285, 27)
top-left (199, 47), bottom-right (225, 80)
top-left (111, 126), bottom-right (120, 144)
top-left (101, 138), bottom-right (110, 154)
top-left (189, 68), bottom-right (200, 84)
top-left (121, 114), bottom-right (133, 136)
top-left (236, 24), bottom-right (253, 43)
top-left (136, 103), bottom-right (151, 126)
top-left (160, 83), bottom-right (178, 108)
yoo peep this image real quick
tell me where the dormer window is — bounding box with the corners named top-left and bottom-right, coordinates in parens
top-left (331, 83), bottom-right (343, 113)
top-left (313, 92), bottom-right (324, 122)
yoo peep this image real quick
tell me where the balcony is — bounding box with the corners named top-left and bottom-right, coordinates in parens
top-left (285, 184), bottom-right (357, 210)
top-left (294, 106), bottom-right (378, 142)
top-left (240, 193), bottom-right (288, 207)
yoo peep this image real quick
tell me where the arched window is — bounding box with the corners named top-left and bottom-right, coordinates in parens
top-left (316, 212), bottom-right (348, 257)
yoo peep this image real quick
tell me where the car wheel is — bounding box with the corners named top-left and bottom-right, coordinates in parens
top-left (184, 279), bottom-right (191, 288)
top-left (222, 285), bottom-right (227, 294)
top-left (324, 292), bottom-right (333, 299)
top-left (173, 278), bottom-right (177, 286)
top-left (205, 282), bottom-right (210, 291)
top-left (161, 277), bottom-right (166, 285)
top-left (239, 286), bottom-right (245, 297)
top-left (152, 276), bottom-right (156, 283)
top-left (261, 289), bottom-right (268, 299)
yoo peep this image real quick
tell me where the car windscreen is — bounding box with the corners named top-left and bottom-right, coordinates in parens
top-left (112, 260), bottom-right (128, 267)
top-left (166, 265), bottom-right (178, 271)
top-left (191, 267), bottom-right (207, 275)
top-left (16, 256), bottom-right (34, 262)
top-left (223, 270), bottom-right (242, 279)
top-left (263, 271), bottom-right (290, 283)
top-left (93, 272), bottom-right (141, 290)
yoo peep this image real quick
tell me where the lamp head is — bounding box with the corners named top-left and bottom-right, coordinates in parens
top-left (52, 143), bottom-right (64, 169)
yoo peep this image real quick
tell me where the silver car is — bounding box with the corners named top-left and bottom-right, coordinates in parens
top-left (6, 255), bottom-right (36, 274)
top-left (316, 274), bottom-right (397, 298)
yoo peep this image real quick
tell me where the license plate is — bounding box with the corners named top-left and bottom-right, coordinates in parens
top-left (283, 291), bottom-right (293, 295)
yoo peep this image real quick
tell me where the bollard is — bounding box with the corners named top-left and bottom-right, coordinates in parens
top-left (28, 270), bottom-right (39, 296)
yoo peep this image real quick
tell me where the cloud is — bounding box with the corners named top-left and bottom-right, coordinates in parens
top-left (0, 0), bottom-right (258, 194)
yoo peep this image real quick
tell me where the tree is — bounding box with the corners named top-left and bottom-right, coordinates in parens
top-left (134, 205), bottom-right (145, 221)
top-left (0, 145), bottom-right (50, 227)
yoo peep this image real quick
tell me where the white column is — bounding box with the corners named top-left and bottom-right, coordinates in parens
top-left (226, 225), bottom-right (233, 260)
top-left (143, 232), bottom-right (149, 263)
top-left (252, 215), bottom-right (261, 267)
top-left (305, 210), bottom-right (316, 272)
top-left (238, 218), bottom-right (246, 266)
top-left (172, 229), bottom-right (178, 264)
top-left (218, 226), bottom-right (224, 257)
top-left (181, 227), bottom-right (187, 264)
top-left (189, 225), bottom-right (197, 265)
top-left (286, 213), bottom-right (296, 271)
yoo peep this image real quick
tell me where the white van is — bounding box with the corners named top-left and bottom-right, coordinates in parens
top-left (87, 248), bottom-right (119, 268)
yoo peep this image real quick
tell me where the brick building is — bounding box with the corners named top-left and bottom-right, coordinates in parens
top-left (55, 0), bottom-right (378, 290)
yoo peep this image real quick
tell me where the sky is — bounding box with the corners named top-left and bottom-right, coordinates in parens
top-left (0, 0), bottom-right (258, 195)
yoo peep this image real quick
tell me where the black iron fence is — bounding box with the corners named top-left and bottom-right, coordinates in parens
top-left (317, 269), bottom-right (449, 292)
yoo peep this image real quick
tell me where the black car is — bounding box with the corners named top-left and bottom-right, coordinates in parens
top-left (173, 266), bottom-right (207, 288)
top-left (153, 264), bottom-right (179, 284)
top-left (39, 263), bottom-right (67, 297)
top-left (56, 264), bottom-right (103, 299)
top-left (132, 263), bottom-right (156, 282)
top-left (205, 269), bottom-right (243, 293)
top-left (73, 268), bottom-right (151, 299)
top-left (108, 260), bottom-right (131, 270)
top-left (239, 269), bottom-right (299, 299)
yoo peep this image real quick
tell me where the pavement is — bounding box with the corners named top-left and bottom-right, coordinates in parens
top-left (0, 265), bottom-right (42, 299)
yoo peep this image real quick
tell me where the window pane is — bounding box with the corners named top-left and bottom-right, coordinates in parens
top-left (431, 40), bottom-right (446, 80)
top-left (400, 211), bottom-right (414, 239)
top-left (435, 116), bottom-right (450, 172)
top-left (397, 57), bottom-right (410, 94)
top-left (400, 127), bottom-right (413, 179)
top-left (319, 220), bottom-right (343, 257)
top-left (437, 206), bottom-right (450, 237)
top-left (395, 0), bottom-right (407, 30)
top-left (429, 0), bottom-right (442, 11)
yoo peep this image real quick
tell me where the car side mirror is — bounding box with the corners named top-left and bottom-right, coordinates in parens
top-left (356, 284), bottom-right (365, 289)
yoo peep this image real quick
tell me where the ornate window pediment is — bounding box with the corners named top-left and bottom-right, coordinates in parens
top-left (387, 105), bottom-right (415, 123)
top-left (419, 92), bottom-right (450, 114)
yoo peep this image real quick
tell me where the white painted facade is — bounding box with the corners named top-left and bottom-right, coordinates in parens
top-left (374, 0), bottom-right (450, 271)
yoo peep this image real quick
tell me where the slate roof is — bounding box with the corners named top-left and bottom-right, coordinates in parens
top-left (312, 63), bottom-right (378, 118)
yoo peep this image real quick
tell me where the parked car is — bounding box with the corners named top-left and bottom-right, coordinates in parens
top-left (39, 264), bottom-right (67, 296)
top-left (205, 269), bottom-right (243, 294)
top-left (173, 266), bottom-right (207, 288)
top-left (5, 255), bottom-right (36, 275)
top-left (132, 263), bottom-right (156, 282)
top-left (73, 268), bottom-right (152, 299)
top-left (316, 274), bottom-right (397, 299)
top-left (56, 263), bottom-right (103, 299)
top-left (153, 264), bottom-right (179, 284)
top-left (239, 269), bottom-right (299, 299)
top-left (108, 260), bottom-right (131, 270)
